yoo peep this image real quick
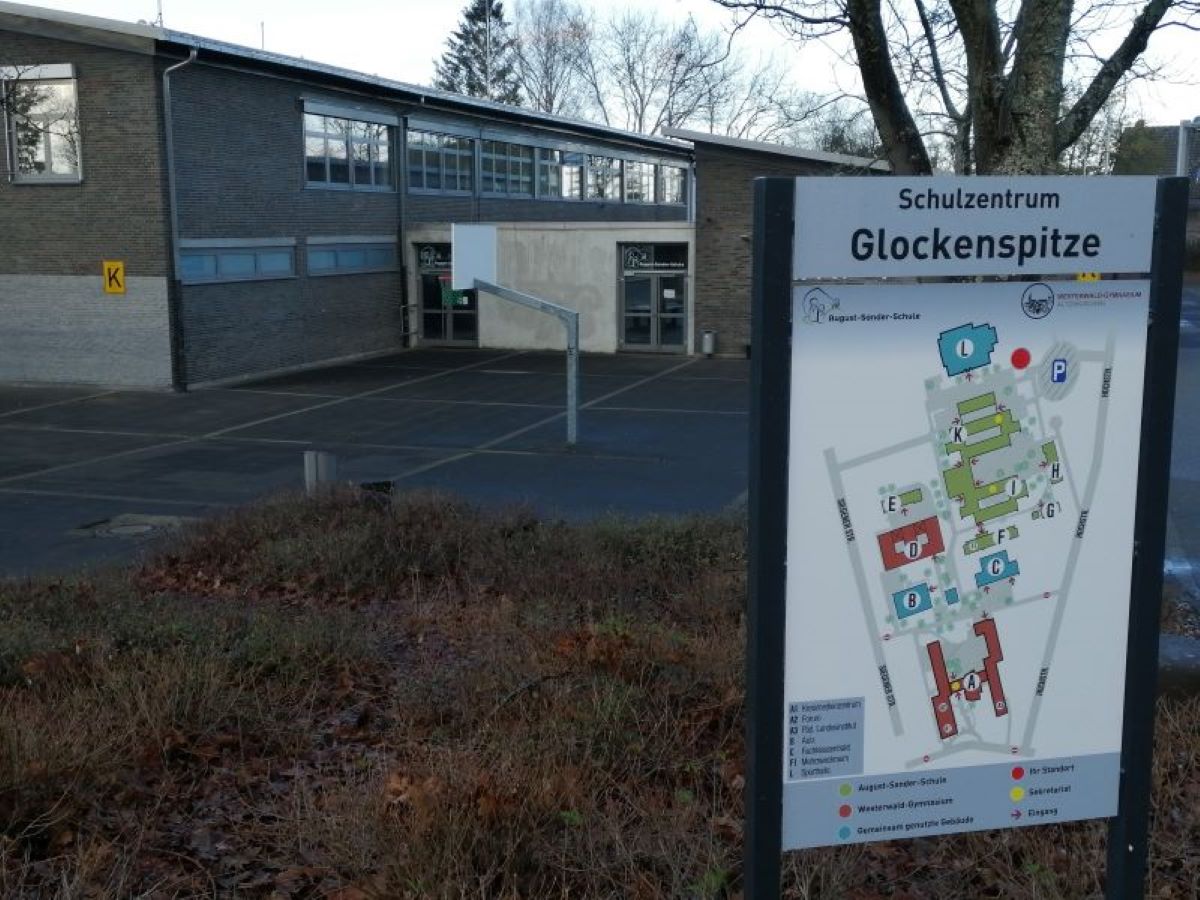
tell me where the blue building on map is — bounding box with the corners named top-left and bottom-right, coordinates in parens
top-left (975, 551), bottom-right (1020, 588)
top-left (893, 583), bottom-right (934, 620)
top-left (938, 323), bottom-right (999, 377)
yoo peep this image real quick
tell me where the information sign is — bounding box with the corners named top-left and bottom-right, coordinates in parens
top-left (746, 176), bottom-right (1190, 899)
top-left (102, 259), bottom-right (125, 295)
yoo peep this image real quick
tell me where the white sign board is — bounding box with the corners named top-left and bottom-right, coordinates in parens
top-left (782, 177), bottom-right (1155, 850)
top-left (451, 223), bottom-right (497, 290)
top-left (793, 176), bottom-right (1156, 279)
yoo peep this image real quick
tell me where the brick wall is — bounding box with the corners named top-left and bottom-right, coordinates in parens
top-left (0, 275), bottom-right (172, 385)
top-left (0, 30), bottom-right (173, 385)
top-left (0, 31), bottom-right (170, 276)
top-left (169, 63), bottom-right (405, 383)
top-left (180, 271), bottom-right (402, 385)
top-left (693, 144), bottom-right (874, 355)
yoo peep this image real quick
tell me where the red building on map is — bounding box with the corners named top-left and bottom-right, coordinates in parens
top-left (877, 516), bottom-right (946, 570)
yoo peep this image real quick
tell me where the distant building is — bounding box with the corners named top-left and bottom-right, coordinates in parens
top-left (1113, 122), bottom-right (1200, 259)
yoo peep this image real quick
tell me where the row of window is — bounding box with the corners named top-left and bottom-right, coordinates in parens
top-left (3, 66), bottom-right (688, 205)
top-left (179, 241), bottom-right (398, 285)
top-left (407, 129), bottom-right (688, 204)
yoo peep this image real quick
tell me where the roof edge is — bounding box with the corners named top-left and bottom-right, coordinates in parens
top-left (0, 2), bottom-right (691, 157)
top-left (662, 127), bottom-right (890, 172)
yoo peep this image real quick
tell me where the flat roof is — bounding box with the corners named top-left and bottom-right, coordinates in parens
top-left (662, 127), bottom-right (890, 172)
top-left (0, 1), bottom-right (691, 157)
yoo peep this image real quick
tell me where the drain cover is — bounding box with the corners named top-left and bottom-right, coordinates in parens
top-left (71, 513), bottom-right (197, 539)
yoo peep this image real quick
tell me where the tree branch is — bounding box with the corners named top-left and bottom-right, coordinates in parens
top-left (1055, 0), bottom-right (1173, 155)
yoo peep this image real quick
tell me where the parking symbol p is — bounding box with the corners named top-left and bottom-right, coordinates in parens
top-left (1051, 358), bottom-right (1068, 384)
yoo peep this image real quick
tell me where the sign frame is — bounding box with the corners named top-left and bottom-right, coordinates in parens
top-left (744, 176), bottom-right (1189, 899)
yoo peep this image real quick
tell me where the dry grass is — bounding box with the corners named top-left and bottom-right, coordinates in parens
top-left (0, 490), bottom-right (1196, 898)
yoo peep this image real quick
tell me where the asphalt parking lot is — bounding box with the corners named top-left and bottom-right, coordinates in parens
top-left (0, 349), bottom-right (750, 577)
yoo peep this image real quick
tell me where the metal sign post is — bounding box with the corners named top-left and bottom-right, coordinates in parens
top-left (745, 176), bottom-right (1188, 899)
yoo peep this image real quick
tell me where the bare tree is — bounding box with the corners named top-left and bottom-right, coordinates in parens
top-left (573, 11), bottom-right (728, 134)
top-left (712, 0), bottom-right (1200, 174)
top-left (512, 0), bottom-right (590, 116)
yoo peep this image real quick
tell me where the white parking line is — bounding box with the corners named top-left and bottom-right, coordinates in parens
top-left (0, 351), bottom-right (529, 487)
top-left (0, 486), bottom-right (218, 507)
top-left (0, 389), bottom-right (117, 419)
top-left (385, 357), bottom-right (702, 482)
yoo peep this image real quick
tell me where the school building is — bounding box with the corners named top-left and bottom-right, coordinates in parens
top-left (0, 1), bottom-right (884, 388)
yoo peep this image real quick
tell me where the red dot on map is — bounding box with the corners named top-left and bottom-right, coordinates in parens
top-left (1011, 348), bottom-right (1031, 369)
top-left (838, 804), bottom-right (853, 818)
top-left (1011, 766), bottom-right (1025, 780)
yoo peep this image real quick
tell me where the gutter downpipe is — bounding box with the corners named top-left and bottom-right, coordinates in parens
top-left (399, 114), bottom-right (411, 346)
top-left (162, 48), bottom-right (198, 391)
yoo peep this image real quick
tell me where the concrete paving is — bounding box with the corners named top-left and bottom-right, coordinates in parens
top-left (2, 280), bottom-right (1198, 588)
top-left (0, 349), bottom-right (749, 577)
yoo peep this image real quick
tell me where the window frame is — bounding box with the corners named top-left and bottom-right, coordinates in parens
top-left (304, 111), bottom-right (394, 193)
top-left (623, 159), bottom-right (656, 204)
top-left (481, 139), bottom-right (534, 198)
top-left (585, 155), bottom-right (622, 201)
top-left (178, 240), bottom-right (297, 286)
top-left (407, 128), bottom-right (476, 195)
top-left (658, 164), bottom-right (688, 206)
top-left (306, 237), bottom-right (399, 277)
top-left (1, 64), bottom-right (83, 184)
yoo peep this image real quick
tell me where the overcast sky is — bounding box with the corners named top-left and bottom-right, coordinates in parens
top-left (20, 0), bottom-right (1200, 127)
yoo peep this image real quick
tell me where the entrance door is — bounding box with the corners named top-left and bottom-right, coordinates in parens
top-left (417, 244), bottom-right (478, 346)
top-left (621, 273), bottom-right (687, 350)
top-left (619, 243), bottom-right (688, 352)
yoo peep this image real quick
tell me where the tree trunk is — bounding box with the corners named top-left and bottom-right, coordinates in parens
top-left (846, 0), bottom-right (932, 174)
top-left (990, 0), bottom-right (1073, 173)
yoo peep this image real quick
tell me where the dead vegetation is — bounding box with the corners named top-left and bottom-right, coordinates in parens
top-left (0, 490), bottom-right (1196, 898)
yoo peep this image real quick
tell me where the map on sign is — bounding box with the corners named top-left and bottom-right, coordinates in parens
top-left (781, 279), bottom-right (1150, 848)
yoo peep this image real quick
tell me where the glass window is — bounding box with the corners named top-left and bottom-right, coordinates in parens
top-left (308, 248), bottom-right (336, 272)
top-left (258, 251), bottom-right (294, 275)
top-left (218, 253), bottom-right (257, 278)
top-left (305, 112), bottom-right (392, 190)
top-left (659, 165), bottom-right (687, 205)
top-left (179, 246), bottom-right (295, 284)
top-left (481, 140), bottom-right (533, 196)
top-left (537, 148), bottom-right (561, 197)
top-left (563, 152), bottom-right (585, 199)
top-left (307, 242), bottom-right (397, 276)
top-left (180, 254), bottom-right (217, 281)
top-left (5, 75), bottom-right (82, 182)
top-left (624, 160), bottom-right (655, 203)
top-left (587, 155), bottom-right (620, 200)
top-left (409, 129), bottom-right (474, 193)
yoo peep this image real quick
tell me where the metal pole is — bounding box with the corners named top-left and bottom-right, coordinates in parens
top-left (745, 178), bottom-right (794, 900)
top-left (1176, 120), bottom-right (1190, 178)
top-left (1104, 177), bottom-right (1189, 900)
top-left (474, 279), bottom-right (580, 445)
top-left (566, 314), bottom-right (579, 445)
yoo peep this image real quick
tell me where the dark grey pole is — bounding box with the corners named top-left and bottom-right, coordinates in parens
top-left (745, 177), bottom-right (795, 900)
top-left (1105, 176), bottom-right (1189, 900)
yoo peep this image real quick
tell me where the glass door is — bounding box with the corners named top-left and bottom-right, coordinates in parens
top-left (619, 243), bottom-right (688, 352)
top-left (622, 275), bottom-right (653, 346)
top-left (657, 274), bottom-right (686, 347)
top-left (417, 244), bottom-right (478, 346)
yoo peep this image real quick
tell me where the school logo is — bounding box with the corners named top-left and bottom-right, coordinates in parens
top-left (1020, 282), bottom-right (1055, 319)
top-left (802, 287), bottom-right (839, 324)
